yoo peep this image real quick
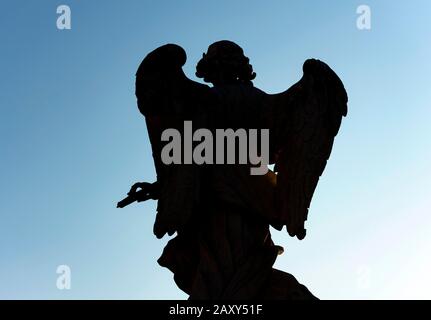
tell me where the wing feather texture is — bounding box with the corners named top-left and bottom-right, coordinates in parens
top-left (136, 44), bottom-right (214, 238)
top-left (268, 59), bottom-right (348, 239)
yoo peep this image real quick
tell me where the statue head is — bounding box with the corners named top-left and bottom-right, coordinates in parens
top-left (196, 40), bottom-right (256, 86)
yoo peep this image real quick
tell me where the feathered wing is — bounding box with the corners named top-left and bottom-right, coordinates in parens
top-left (267, 59), bottom-right (348, 239)
top-left (135, 44), bottom-right (213, 238)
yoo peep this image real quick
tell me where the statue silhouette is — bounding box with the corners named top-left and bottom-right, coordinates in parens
top-left (118, 41), bottom-right (348, 299)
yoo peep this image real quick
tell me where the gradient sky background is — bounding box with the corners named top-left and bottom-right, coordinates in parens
top-left (1, 0), bottom-right (430, 299)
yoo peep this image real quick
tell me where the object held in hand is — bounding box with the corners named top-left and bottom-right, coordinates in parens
top-left (116, 182), bottom-right (158, 208)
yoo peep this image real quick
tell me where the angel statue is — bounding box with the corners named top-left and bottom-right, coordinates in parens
top-left (117, 41), bottom-right (348, 299)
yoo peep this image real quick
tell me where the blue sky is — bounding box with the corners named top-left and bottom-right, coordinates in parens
top-left (0, 0), bottom-right (430, 299)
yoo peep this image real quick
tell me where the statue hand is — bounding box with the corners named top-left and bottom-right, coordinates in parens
top-left (128, 181), bottom-right (159, 201)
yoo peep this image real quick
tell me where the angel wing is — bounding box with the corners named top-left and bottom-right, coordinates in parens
top-left (267, 59), bottom-right (348, 239)
top-left (135, 44), bottom-right (214, 239)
